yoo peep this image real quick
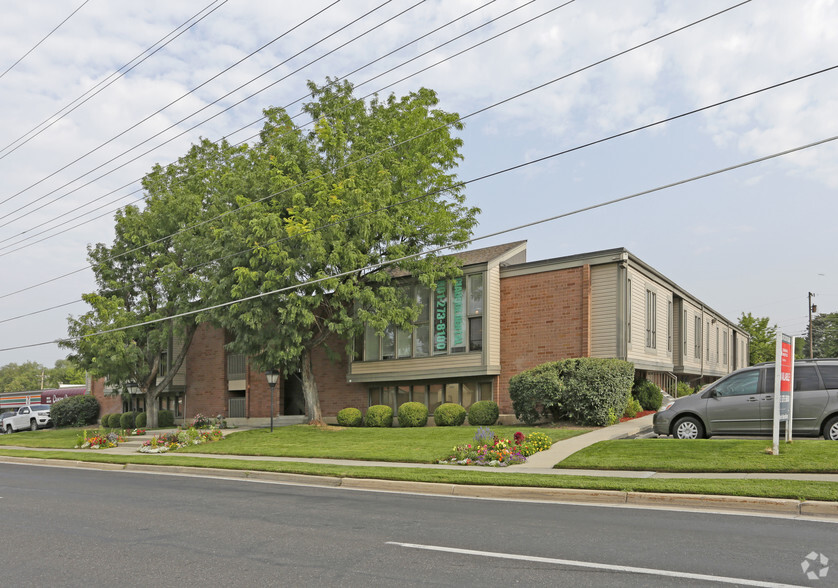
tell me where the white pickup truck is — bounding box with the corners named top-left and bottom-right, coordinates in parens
top-left (3, 404), bottom-right (52, 433)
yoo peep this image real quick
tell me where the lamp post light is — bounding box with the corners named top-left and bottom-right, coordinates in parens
top-left (265, 370), bottom-right (279, 432)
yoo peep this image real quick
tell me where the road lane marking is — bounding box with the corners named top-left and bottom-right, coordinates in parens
top-left (387, 542), bottom-right (807, 587)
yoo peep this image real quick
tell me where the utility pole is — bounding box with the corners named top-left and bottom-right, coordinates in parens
top-left (808, 292), bottom-right (816, 359)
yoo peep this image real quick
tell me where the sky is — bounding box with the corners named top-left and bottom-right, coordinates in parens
top-left (0, 0), bottom-right (835, 367)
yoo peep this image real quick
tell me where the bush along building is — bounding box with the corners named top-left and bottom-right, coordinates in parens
top-left (91, 241), bottom-right (749, 425)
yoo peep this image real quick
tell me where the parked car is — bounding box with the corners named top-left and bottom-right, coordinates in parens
top-left (3, 404), bottom-right (52, 433)
top-left (654, 358), bottom-right (838, 440)
top-left (0, 410), bottom-right (15, 433)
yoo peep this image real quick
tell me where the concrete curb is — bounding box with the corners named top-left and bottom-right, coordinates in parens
top-left (3, 456), bottom-right (836, 520)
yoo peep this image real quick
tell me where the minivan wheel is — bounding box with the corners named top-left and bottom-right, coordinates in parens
top-left (673, 416), bottom-right (704, 440)
top-left (824, 416), bottom-right (838, 441)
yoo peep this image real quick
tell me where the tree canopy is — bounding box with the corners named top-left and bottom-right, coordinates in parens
top-left (737, 312), bottom-right (777, 365)
top-left (0, 359), bottom-right (84, 393)
top-left (66, 80), bottom-right (479, 423)
top-left (802, 312), bottom-right (838, 358)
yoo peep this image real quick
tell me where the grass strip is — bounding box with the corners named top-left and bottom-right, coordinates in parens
top-left (1, 448), bottom-right (836, 502)
top-left (557, 438), bottom-right (838, 473)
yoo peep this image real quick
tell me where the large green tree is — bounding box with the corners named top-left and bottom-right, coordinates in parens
top-left (737, 312), bottom-right (777, 365)
top-left (62, 170), bottom-right (212, 427)
top-left (192, 80), bottom-right (479, 422)
top-left (802, 312), bottom-right (838, 358)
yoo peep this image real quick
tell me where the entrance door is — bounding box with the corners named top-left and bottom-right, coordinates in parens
top-left (283, 372), bottom-right (305, 416)
top-left (705, 369), bottom-right (762, 434)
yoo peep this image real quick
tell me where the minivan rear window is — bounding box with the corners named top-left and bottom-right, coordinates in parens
top-left (819, 365), bottom-right (838, 389)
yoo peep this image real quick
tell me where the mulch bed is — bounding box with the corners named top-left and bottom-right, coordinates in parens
top-left (619, 410), bottom-right (656, 423)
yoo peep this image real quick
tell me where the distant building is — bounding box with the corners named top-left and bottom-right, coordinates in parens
top-left (92, 241), bottom-right (748, 423)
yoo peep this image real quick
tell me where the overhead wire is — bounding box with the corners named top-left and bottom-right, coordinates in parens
top-left (0, 0), bottom-right (91, 81)
top-left (0, 0), bottom-right (534, 249)
top-left (0, 0), bottom-right (230, 159)
top-left (1, 129), bottom-right (836, 352)
top-left (0, 0), bottom-right (353, 212)
top-left (0, 0), bottom-right (762, 302)
top-left (1, 63), bottom-right (834, 324)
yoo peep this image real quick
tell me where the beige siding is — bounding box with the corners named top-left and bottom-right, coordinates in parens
top-left (626, 267), bottom-right (674, 370)
top-left (487, 265), bottom-right (501, 368)
top-left (348, 352), bottom-right (488, 381)
top-left (590, 264), bottom-right (617, 358)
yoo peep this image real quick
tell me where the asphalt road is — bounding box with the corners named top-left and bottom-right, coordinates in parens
top-left (2, 463), bottom-right (836, 587)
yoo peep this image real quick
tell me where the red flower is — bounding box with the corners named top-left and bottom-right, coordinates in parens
top-left (513, 431), bottom-right (525, 445)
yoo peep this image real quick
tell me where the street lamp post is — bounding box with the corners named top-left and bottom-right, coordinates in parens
top-left (265, 370), bottom-right (279, 432)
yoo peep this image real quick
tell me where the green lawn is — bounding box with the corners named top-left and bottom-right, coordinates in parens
top-left (175, 425), bottom-right (589, 462)
top-left (0, 448), bottom-right (836, 501)
top-left (557, 438), bottom-right (838, 473)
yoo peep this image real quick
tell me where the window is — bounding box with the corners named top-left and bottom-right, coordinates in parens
top-left (359, 275), bottom-right (484, 361)
top-left (706, 321), bottom-right (710, 360)
top-left (667, 300), bottom-right (672, 353)
top-left (819, 365), bottom-right (838, 389)
top-left (645, 290), bottom-right (657, 349)
top-left (683, 310), bottom-right (688, 357)
top-left (627, 278), bottom-right (632, 344)
top-left (714, 370), bottom-right (760, 397)
top-left (715, 327), bottom-right (719, 364)
top-left (694, 316), bottom-right (701, 358)
top-left (370, 380), bottom-right (492, 412)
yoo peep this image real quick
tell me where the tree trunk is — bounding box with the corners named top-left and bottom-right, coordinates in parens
top-left (301, 348), bottom-right (323, 424)
top-left (145, 392), bottom-right (159, 429)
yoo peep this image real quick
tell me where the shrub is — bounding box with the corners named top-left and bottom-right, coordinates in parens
top-left (433, 403), bottom-right (466, 426)
top-left (623, 395), bottom-right (642, 418)
top-left (119, 411), bottom-right (136, 429)
top-left (50, 395), bottom-right (100, 428)
top-left (467, 400), bottom-right (499, 426)
top-left (158, 410), bottom-right (175, 428)
top-left (508, 361), bottom-right (563, 425)
top-left (560, 358), bottom-right (634, 426)
top-left (135, 412), bottom-right (147, 428)
top-left (676, 381), bottom-right (694, 397)
top-left (397, 402), bottom-right (428, 427)
top-left (364, 404), bottom-right (393, 428)
top-left (107, 413), bottom-right (123, 428)
top-left (336, 407), bottom-right (363, 427)
top-left (633, 379), bottom-right (663, 411)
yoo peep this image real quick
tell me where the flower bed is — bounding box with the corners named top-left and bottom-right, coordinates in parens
top-left (76, 431), bottom-right (124, 449)
top-left (139, 427), bottom-right (223, 454)
top-left (619, 410), bottom-right (656, 423)
top-left (438, 427), bottom-right (553, 467)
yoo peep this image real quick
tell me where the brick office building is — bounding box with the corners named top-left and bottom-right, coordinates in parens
top-left (93, 241), bottom-right (748, 424)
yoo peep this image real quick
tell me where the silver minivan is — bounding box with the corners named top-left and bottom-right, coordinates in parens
top-left (653, 359), bottom-right (838, 440)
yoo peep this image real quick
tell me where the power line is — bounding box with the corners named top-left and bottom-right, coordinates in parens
top-left (0, 0), bottom-right (229, 159)
top-left (0, 0), bottom-right (733, 259)
top-left (0, 0), bottom-right (535, 248)
top-left (2, 129), bottom-right (835, 353)
top-left (0, 0), bottom-right (351, 212)
top-left (0, 1), bottom-right (775, 304)
top-left (1, 64), bottom-right (834, 324)
top-left (0, 0), bottom-right (91, 81)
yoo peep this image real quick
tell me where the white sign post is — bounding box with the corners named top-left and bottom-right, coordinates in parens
top-left (772, 334), bottom-right (795, 456)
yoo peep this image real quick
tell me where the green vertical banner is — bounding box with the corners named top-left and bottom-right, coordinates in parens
top-left (434, 280), bottom-right (448, 354)
top-left (452, 277), bottom-right (465, 351)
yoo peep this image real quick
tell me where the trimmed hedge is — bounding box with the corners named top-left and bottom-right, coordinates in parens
top-left (633, 379), bottom-right (663, 411)
top-left (508, 362), bottom-right (563, 425)
top-left (433, 403), bottom-right (466, 426)
top-left (119, 411), bottom-right (137, 429)
top-left (135, 412), bottom-right (147, 428)
top-left (50, 395), bottom-right (100, 428)
top-left (467, 400), bottom-right (499, 426)
top-left (158, 410), bottom-right (175, 428)
top-left (336, 407), bottom-right (363, 427)
top-left (509, 358), bottom-right (634, 426)
top-left (364, 404), bottom-right (393, 427)
top-left (107, 413), bottom-right (123, 428)
top-left (397, 402), bottom-right (428, 427)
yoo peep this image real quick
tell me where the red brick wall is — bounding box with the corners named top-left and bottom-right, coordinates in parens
top-left (184, 323), bottom-right (228, 419)
top-left (497, 265), bottom-right (591, 413)
top-left (90, 379), bottom-right (122, 418)
top-left (311, 334), bottom-right (369, 418)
